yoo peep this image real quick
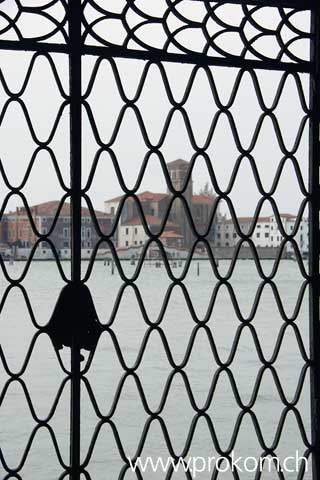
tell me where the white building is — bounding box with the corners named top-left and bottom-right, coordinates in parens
top-left (118, 218), bottom-right (148, 248)
top-left (272, 214), bottom-right (308, 256)
top-left (104, 194), bottom-right (124, 217)
top-left (268, 213), bottom-right (290, 247)
top-left (118, 215), bottom-right (179, 249)
top-left (215, 213), bottom-right (308, 254)
top-left (251, 217), bottom-right (271, 247)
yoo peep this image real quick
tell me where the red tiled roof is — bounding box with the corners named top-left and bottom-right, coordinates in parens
top-left (160, 230), bottom-right (183, 239)
top-left (138, 191), bottom-right (168, 202)
top-left (122, 214), bottom-right (176, 227)
top-left (256, 217), bottom-right (271, 222)
top-left (105, 191), bottom-right (168, 204)
top-left (278, 213), bottom-right (296, 219)
top-left (224, 217), bottom-right (253, 224)
top-left (225, 216), bottom-right (269, 224)
top-left (106, 191), bottom-right (217, 206)
top-left (224, 214), bottom-right (295, 224)
top-left (192, 194), bottom-right (215, 205)
top-left (14, 201), bottom-right (109, 218)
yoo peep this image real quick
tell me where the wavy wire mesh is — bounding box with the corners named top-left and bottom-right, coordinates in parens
top-left (82, 0), bottom-right (312, 64)
top-left (0, 1), bottom-right (318, 480)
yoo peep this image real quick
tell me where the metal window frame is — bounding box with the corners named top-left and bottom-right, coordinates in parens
top-left (0, 1), bottom-right (319, 479)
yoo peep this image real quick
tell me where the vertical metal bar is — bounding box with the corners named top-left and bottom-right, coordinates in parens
top-left (309, 5), bottom-right (320, 479)
top-left (69, 1), bottom-right (82, 479)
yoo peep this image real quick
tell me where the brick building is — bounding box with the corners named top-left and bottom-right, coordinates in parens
top-left (105, 159), bottom-right (219, 248)
top-left (1, 201), bottom-right (114, 259)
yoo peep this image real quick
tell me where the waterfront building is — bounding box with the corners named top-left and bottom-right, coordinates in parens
top-left (105, 159), bottom-right (218, 248)
top-left (105, 191), bottom-right (169, 224)
top-left (1, 201), bottom-right (114, 259)
top-left (166, 158), bottom-right (193, 246)
top-left (118, 215), bottom-right (180, 249)
top-left (215, 213), bottom-right (309, 254)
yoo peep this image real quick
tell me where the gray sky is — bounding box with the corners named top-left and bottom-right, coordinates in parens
top-left (0, 2), bottom-right (310, 219)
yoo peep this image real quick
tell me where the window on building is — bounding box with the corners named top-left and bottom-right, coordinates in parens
top-left (217, 233), bottom-right (221, 239)
top-left (257, 225), bottom-right (261, 228)
top-left (300, 234), bottom-right (303, 242)
top-left (134, 241), bottom-right (137, 245)
top-left (233, 233), bottom-right (237, 238)
top-left (265, 225), bottom-right (269, 228)
top-left (265, 233), bottom-right (269, 238)
top-left (271, 236), bottom-right (273, 241)
top-left (42, 228), bottom-right (47, 235)
top-left (125, 241), bottom-right (129, 246)
top-left (111, 207), bottom-right (115, 215)
top-left (226, 242), bottom-right (229, 246)
top-left (126, 228), bottom-right (129, 235)
top-left (63, 217), bottom-right (69, 223)
top-left (140, 241), bottom-right (143, 244)
top-left (63, 241), bottom-right (69, 247)
top-left (63, 227), bottom-right (69, 238)
top-left (257, 233), bottom-right (260, 238)
top-left (225, 233), bottom-right (229, 239)
top-left (217, 242), bottom-right (221, 247)
top-left (134, 227), bottom-right (138, 234)
top-left (86, 228), bottom-right (91, 238)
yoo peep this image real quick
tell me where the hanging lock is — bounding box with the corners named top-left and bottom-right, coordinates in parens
top-left (46, 283), bottom-right (101, 358)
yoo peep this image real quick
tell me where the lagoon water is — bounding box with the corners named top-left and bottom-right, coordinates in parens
top-left (0, 259), bottom-right (313, 479)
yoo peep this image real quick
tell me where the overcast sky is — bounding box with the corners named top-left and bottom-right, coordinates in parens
top-left (0, 1), bottom-right (311, 219)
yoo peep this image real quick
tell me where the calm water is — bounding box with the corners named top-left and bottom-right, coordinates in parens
top-left (0, 259), bottom-right (312, 479)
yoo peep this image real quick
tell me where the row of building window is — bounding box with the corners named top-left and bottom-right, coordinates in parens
top-left (125, 240), bottom-right (143, 246)
top-left (215, 235), bottom-right (305, 245)
top-left (41, 241), bottom-right (92, 248)
top-left (42, 217), bottom-right (91, 224)
top-left (42, 248), bottom-right (92, 255)
top-left (125, 227), bottom-right (138, 235)
top-left (219, 224), bottom-right (304, 231)
top-left (42, 227), bottom-right (92, 239)
top-left (217, 232), bottom-right (305, 240)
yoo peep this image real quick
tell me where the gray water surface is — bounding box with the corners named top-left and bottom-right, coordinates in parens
top-left (0, 259), bottom-right (312, 479)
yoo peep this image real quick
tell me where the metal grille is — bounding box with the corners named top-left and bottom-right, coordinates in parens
top-left (0, 1), bottom-right (319, 479)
